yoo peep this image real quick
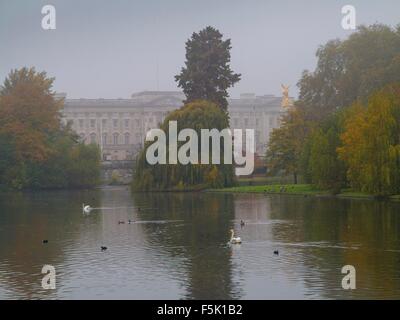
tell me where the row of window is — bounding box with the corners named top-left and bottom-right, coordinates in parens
top-left (232, 117), bottom-right (277, 127)
top-left (81, 132), bottom-right (140, 145)
top-left (72, 117), bottom-right (278, 129)
top-left (72, 118), bottom-right (159, 130)
top-left (71, 118), bottom-right (278, 132)
top-left (82, 129), bottom-right (265, 146)
top-left (68, 112), bottom-right (165, 118)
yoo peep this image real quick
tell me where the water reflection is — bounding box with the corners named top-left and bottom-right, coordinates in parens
top-left (0, 190), bottom-right (101, 299)
top-left (0, 189), bottom-right (399, 299)
top-left (132, 192), bottom-right (240, 299)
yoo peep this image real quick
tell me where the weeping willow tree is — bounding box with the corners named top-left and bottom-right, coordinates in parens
top-left (338, 84), bottom-right (400, 196)
top-left (132, 100), bottom-right (235, 191)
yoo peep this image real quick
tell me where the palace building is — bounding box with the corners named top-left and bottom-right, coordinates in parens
top-left (60, 91), bottom-right (286, 161)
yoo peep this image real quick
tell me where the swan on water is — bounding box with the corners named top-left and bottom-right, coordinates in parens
top-left (230, 229), bottom-right (242, 244)
top-left (82, 204), bottom-right (92, 214)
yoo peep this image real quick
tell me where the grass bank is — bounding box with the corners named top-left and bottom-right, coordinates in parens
top-left (209, 184), bottom-right (327, 196)
top-left (208, 184), bottom-right (400, 200)
top-left (236, 176), bottom-right (296, 186)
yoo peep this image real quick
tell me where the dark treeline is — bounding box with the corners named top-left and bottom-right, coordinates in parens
top-left (0, 67), bottom-right (100, 190)
top-left (267, 24), bottom-right (400, 196)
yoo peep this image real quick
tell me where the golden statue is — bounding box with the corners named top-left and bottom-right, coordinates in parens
top-left (281, 84), bottom-right (293, 108)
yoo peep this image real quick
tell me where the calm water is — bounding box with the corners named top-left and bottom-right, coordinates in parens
top-left (0, 187), bottom-right (400, 299)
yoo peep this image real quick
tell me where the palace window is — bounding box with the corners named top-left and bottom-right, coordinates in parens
top-left (79, 119), bottom-right (84, 129)
top-left (89, 133), bottom-right (97, 144)
top-left (113, 119), bottom-right (119, 128)
top-left (102, 133), bottom-right (107, 145)
top-left (90, 119), bottom-right (96, 128)
top-left (113, 133), bottom-right (119, 145)
top-left (124, 133), bottom-right (130, 145)
top-left (102, 119), bottom-right (107, 128)
top-left (124, 119), bottom-right (130, 128)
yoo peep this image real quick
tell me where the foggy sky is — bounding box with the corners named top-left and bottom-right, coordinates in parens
top-left (1, 0), bottom-right (399, 99)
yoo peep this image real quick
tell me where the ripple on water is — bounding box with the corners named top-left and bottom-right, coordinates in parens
top-left (1, 190), bottom-right (400, 299)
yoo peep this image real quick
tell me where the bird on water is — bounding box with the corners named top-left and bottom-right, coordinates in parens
top-left (230, 229), bottom-right (242, 244)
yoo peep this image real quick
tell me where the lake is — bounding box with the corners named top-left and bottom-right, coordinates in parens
top-left (0, 187), bottom-right (399, 299)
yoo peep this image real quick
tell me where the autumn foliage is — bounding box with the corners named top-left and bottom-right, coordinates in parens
top-left (0, 67), bottom-right (100, 190)
top-left (338, 85), bottom-right (400, 195)
top-left (267, 24), bottom-right (400, 196)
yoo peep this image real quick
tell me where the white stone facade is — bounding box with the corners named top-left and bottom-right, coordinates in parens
top-left (60, 91), bottom-right (285, 160)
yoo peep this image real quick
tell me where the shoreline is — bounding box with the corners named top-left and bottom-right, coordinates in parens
top-left (2, 183), bottom-right (400, 202)
top-left (206, 184), bottom-right (400, 201)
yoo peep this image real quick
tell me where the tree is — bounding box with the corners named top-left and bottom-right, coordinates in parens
top-left (307, 114), bottom-right (346, 191)
top-left (133, 100), bottom-right (235, 191)
top-left (26, 129), bottom-right (101, 189)
top-left (175, 26), bottom-right (241, 111)
top-left (271, 23), bottom-right (400, 192)
top-left (0, 67), bottom-right (101, 190)
top-left (0, 67), bottom-right (62, 163)
top-left (0, 134), bottom-right (16, 189)
top-left (266, 106), bottom-right (310, 184)
top-left (66, 142), bottom-right (101, 188)
top-left (338, 84), bottom-right (400, 196)
top-left (298, 24), bottom-right (400, 121)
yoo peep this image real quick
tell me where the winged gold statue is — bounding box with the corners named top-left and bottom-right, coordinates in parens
top-left (281, 84), bottom-right (293, 108)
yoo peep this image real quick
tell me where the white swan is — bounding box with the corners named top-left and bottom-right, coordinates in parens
top-left (230, 229), bottom-right (242, 244)
top-left (82, 204), bottom-right (92, 214)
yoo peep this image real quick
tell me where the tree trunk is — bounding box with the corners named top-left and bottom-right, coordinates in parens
top-left (293, 172), bottom-right (298, 185)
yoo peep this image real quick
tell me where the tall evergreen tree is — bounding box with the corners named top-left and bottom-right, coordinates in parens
top-left (175, 26), bottom-right (241, 111)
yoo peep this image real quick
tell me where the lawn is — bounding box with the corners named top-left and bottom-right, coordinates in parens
top-left (209, 184), bottom-right (327, 195)
top-left (209, 184), bottom-right (400, 200)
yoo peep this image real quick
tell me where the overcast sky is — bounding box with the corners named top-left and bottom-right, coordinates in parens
top-left (1, 0), bottom-right (399, 99)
